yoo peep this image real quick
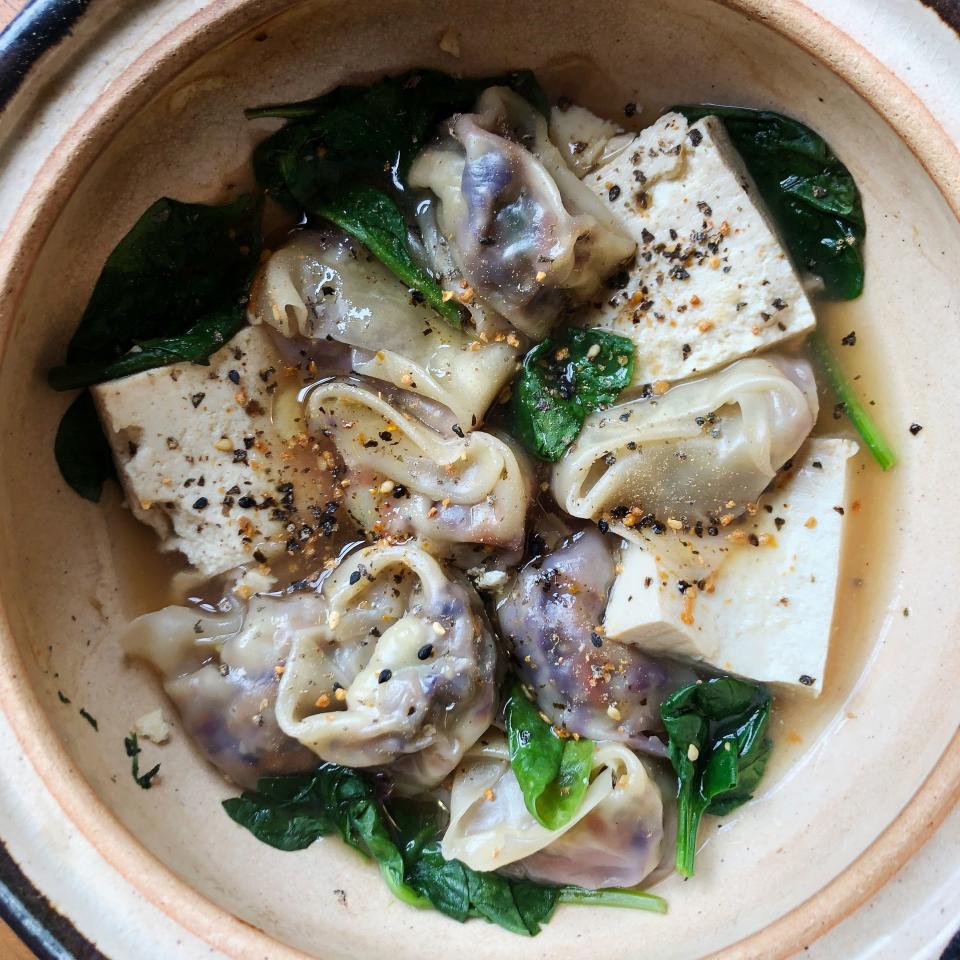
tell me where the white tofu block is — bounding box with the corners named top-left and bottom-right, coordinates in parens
top-left (93, 326), bottom-right (331, 578)
top-left (580, 112), bottom-right (816, 384)
top-left (604, 438), bottom-right (858, 695)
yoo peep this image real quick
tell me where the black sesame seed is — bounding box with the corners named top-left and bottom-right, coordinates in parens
top-left (624, 101), bottom-right (637, 117)
top-left (774, 517), bottom-right (786, 530)
top-left (417, 644), bottom-right (434, 661)
top-left (909, 423), bottom-right (923, 435)
top-left (798, 674), bottom-right (815, 686)
top-left (590, 632), bottom-right (603, 648)
top-left (748, 533), bottom-right (760, 546)
top-left (349, 570), bottom-right (362, 585)
top-left (238, 495), bottom-right (256, 508)
top-left (841, 330), bottom-right (856, 346)
top-left (378, 669), bottom-right (392, 684)
top-left (597, 519), bottom-right (609, 534)
top-left (393, 484), bottom-right (409, 498)
top-left (228, 370), bottom-right (241, 385)
top-left (192, 497), bottom-right (209, 510)
top-left (608, 185), bottom-right (621, 202)
top-left (452, 424), bottom-right (465, 438)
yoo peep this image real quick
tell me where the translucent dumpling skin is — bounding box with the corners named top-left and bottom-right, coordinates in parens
top-left (496, 527), bottom-right (695, 754)
top-left (276, 542), bottom-right (498, 791)
top-left (122, 598), bottom-right (319, 789)
top-left (308, 378), bottom-right (531, 552)
top-left (409, 87), bottom-right (635, 339)
top-left (441, 733), bottom-right (664, 888)
top-left (552, 355), bottom-right (818, 529)
top-left (248, 229), bottom-right (518, 429)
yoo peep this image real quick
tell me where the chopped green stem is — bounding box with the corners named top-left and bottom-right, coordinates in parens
top-left (808, 331), bottom-right (896, 471)
top-left (674, 786), bottom-right (700, 878)
top-left (559, 887), bottom-right (668, 914)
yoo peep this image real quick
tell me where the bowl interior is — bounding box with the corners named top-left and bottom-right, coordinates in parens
top-left (0, 1), bottom-right (958, 957)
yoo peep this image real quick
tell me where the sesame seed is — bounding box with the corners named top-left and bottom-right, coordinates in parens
top-left (378, 669), bottom-right (392, 684)
top-left (687, 743), bottom-right (700, 762)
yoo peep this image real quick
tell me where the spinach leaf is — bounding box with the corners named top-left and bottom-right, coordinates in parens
top-left (314, 184), bottom-right (462, 327)
top-left (248, 69), bottom-right (547, 205)
top-left (660, 676), bottom-right (772, 877)
top-left (673, 105), bottom-right (864, 300)
top-left (49, 194), bottom-right (263, 389)
top-left (510, 328), bottom-right (635, 461)
top-left (505, 682), bottom-right (594, 830)
top-left (47, 194), bottom-right (262, 498)
top-left (54, 391), bottom-right (115, 502)
top-left (49, 306), bottom-right (246, 391)
top-left (123, 733), bottom-right (161, 790)
top-left (246, 69), bottom-right (546, 324)
top-left (224, 764), bottom-right (666, 934)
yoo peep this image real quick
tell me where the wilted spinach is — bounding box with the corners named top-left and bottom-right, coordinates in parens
top-left (510, 328), bottom-right (635, 461)
top-left (224, 764), bottom-right (666, 935)
top-left (53, 391), bottom-right (115, 503)
top-left (660, 676), bottom-right (772, 877)
top-left (674, 105), bottom-right (865, 300)
top-left (246, 69), bottom-right (546, 326)
top-left (505, 682), bottom-right (594, 830)
top-left (48, 194), bottom-right (263, 499)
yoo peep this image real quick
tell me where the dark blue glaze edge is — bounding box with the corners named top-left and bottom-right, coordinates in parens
top-left (0, 0), bottom-right (93, 112)
top-left (0, 832), bottom-right (104, 959)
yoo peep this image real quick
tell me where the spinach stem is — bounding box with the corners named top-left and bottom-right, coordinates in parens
top-left (675, 781), bottom-right (700, 878)
top-left (808, 331), bottom-right (896, 471)
top-left (559, 887), bottom-right (668, 914)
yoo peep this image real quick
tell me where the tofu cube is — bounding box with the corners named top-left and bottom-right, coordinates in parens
top-left (92, 326), bottom-right (331, 578)
top-left (604, 438), bottom-right (858, 695)
top-left (580, 112), bottom-right (816, 384)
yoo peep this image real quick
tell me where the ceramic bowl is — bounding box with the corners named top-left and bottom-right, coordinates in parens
top-left (0, 1), bottom-right (957, 958)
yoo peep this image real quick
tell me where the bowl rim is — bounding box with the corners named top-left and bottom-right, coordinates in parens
top-left (0, 0), bottom-right (957, 957)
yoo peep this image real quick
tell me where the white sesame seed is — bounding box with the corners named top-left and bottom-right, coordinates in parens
top-left (687, 743), bottom-right (700, 762)
top-left (586, 343), bottom-right (601, 360)
top-left (606, 704), bottom-right (622, 721)
top-left (432, 622), bottom-right (446, 636)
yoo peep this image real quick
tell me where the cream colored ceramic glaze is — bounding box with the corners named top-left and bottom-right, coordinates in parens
top-left (0, 1), bottom-right (957, 959)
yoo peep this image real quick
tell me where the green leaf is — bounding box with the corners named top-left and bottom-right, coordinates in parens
top-left (48, 306), bottom-right (246, 391)
top-left (53, 391), bottom-right (115, 502)
top-left (313, 184), bottom-right (462, 327)
top-left (49, 195), bottom-right (262, 388)
top-left (807, 330), bottom-right (896, 471)
top-left (505, 682), bottom-right (594, 830)
top-left (510, 328), bottom-right (635, 462)
top-left (660, 676), bottom-right (772, 877)
top-left (673, 105), bottom-right (865, 300)
top-left (248, 70), bottom-right (548, 205)
top-left (224, 764), bottom-right (667, 935)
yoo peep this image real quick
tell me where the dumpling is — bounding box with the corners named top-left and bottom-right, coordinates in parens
top-left (552, 355), bottom-right (818, 531)
top-left (548, 102), bottom-right (633, 178)
top-left (275, 542), bottom-right (497, 791)
top-left (441, 732), bottom-right (664, 888)
top-left (307, 378), bottom-right (531, 551)
top-left (248, 229), bottom-right (518, 430)
top-left (122, 593), bottom-right (320, 788)
top-left (408, 86), bottom-right (636, 339)
top-left (496, 526), bottom-right (695, 754)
